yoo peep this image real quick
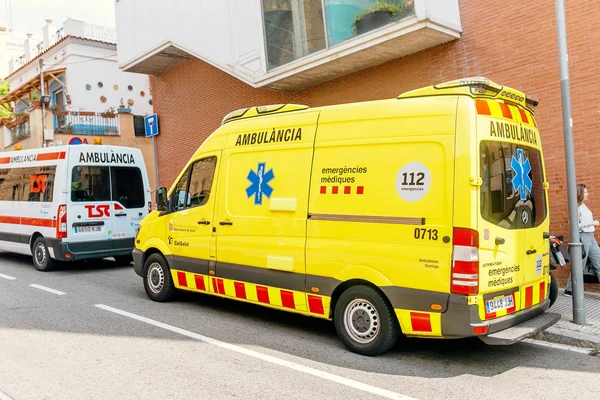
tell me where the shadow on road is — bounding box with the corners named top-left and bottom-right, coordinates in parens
top-left (1, 251), bottom-right (598, 380)
top-left (0, 252), bottom-right (131, 273)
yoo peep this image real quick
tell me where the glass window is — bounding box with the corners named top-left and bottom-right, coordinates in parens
top-left (111, 167), bottom-right (145, 208)
top-left (187, 157), bottom-right (217, 208)
top-left (263, 0), bottom-right (326, 70)
top-left (22, 166), bottom-right (57, 202)
top-left (0, 169), bottom-right (23, 201)
top-left (480, 141), bottom-right (547, 229)
top-left (172, 168), bottom-right (191, 212)
top-left (71, 166), bottom-right (110, 202)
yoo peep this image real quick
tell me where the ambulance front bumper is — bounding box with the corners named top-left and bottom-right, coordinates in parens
top-left (132, 249), bottom-right (144, 277)
top-left (441, 296), bottom-right (560, 344)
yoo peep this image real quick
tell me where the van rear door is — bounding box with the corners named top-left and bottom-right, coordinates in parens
top-left (110, 166), bottom-right (148, 249)
top-left (476, 99), bottom-right (548, 320)
top-left (68, 165), bottom-right (113, 249)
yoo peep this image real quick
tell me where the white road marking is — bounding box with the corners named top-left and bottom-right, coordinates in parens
top-left (522, 338), bottom-right (593, 354)
top-left (29, 284), bottom-right (66, 296)
top-left (0, 389), bottom-right (15, 400)
top-left (96, 304), bottom-right (416, 400)
top-left (0, 273), bottom-right (16, 281)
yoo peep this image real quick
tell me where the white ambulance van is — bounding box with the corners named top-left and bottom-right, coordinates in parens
top-left (0, 145), bottom-right (151, 271)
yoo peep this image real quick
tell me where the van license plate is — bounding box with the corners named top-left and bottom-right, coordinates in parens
top-left (485, 295), bottom-right (515, 313)
top-left (75, 226), bottom-right (101, 233)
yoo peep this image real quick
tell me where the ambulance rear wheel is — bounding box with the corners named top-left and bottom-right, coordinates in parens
top-left (143, 253), bottom-right (175, 302)
top-left (334, 285), bottom-right (400, 356)
top-left (32, 237), bottom-right (55, 272)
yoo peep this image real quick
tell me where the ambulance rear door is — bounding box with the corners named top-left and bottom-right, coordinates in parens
top-left (475, 98), bottom-right (547, 320)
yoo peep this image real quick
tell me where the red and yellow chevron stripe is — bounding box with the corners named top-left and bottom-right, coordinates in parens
top-left (476, 99), bottom-right (537, 128)
top-left (171, 269), bottom-right (331, 319)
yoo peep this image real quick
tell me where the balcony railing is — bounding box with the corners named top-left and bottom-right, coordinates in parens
top-left (54, 111), bottom-right (119, 136)
top-left (82, 23), bottom-right (117, 43)
top-left (7, 116), bottom-right (31, 144)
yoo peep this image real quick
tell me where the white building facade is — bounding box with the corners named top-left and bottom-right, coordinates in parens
top-left (115, 0), bottom-right (462, 91)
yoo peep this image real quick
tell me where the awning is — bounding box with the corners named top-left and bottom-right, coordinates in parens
top-left (0, 68), bottom-right (67, 107)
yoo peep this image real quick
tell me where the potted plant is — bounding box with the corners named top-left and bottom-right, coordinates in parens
top-left (29, 90), bottom-right (41, 110)
top-left (101, 106), bottom-right (117, 118)
top-left (352, 1), bottom-right (414, 36)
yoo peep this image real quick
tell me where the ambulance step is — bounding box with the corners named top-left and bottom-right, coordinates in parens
top-left (479, 312), bottom-right (561, 345)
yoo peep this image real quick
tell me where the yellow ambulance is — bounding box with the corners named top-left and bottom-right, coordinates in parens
top-left (133, 77), bottom-right (560, 356)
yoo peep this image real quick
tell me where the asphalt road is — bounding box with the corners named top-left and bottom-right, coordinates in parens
top-left (1, 252), bottom-right (599, 400)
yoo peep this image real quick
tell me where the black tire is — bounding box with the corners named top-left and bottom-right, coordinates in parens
top-left (549, 272), bottom-right (558, 308)
top-left (114, 255), bottom-right (133, 266)
top-left (32, 237), bottom-right (56, 272)
top-left (334, 285), bottom-right (400, 356)
top-left (143, 253), bottom-right (176, 302)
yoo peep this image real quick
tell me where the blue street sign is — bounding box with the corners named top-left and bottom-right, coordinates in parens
top-left (144, 114), bottom-right (159, 138)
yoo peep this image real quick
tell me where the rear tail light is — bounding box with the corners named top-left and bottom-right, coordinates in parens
top-left (451, 227), bottom-right (479, 295)
top-left (57, 204), bottom-right (67, 239)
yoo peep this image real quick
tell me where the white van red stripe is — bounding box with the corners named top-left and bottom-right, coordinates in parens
top-left (0, 215), bottom-right (56, 228)
top-left (0, 151), bottom-right (66, 164)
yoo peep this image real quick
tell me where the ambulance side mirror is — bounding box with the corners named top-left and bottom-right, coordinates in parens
top-left (156, 187), bottom-right (168, 212)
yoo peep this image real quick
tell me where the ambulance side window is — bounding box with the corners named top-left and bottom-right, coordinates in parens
top-left (172, 169), bottom-right (190, 212)
top-left (187, 157), bottom-right (216, 208)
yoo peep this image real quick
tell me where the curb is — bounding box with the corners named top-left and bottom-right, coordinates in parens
top-left (533, 326), bottom-right (600, 351)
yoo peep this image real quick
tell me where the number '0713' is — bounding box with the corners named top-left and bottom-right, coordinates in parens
top-left (414, 228), bottom-right (438, 240)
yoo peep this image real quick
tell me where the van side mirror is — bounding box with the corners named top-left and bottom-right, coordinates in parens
top-left (156, 187), bottom-right (168, 212)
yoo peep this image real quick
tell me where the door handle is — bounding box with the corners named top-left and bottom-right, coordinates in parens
top-left (198, 220), bottom-right (210, 225)
top-left (115, 213), bottom-right (127, 217)
top-left (219, 221), bottom-right (233, 226)
top-left (526, 249), bottom-right (537, 255)
top-left (543, 232), bottom-right (550, 239)
top-left (495, 237), bottom-right (505, 245)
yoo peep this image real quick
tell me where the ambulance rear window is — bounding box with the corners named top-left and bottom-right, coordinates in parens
top-left (111, 167), bottom-right (145, 208)
top-left (480, 141), bottom-right (547, 229)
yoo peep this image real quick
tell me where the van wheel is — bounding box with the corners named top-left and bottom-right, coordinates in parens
top-left (334, 285), bottom-right (400, 356)
top-left (549, 273), bottom-right (558, 308)
top-left (143, 253), bottom-right (176, 302)
top-left (114, 255), bottom-right (133, 266)
top-left (32, 237), bottom-right (55, 272)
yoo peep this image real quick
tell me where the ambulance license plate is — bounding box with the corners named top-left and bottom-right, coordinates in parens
top-left (485, 295), bottom-right (515, 314)
top-left (75, 226), bottom-right (101, 233)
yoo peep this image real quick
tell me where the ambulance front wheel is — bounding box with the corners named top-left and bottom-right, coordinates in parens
top-left (143, 253), bottom-right (176, 302)
top-left (32, 237), bottom-right (56, 272)
top-left (334, 285), bottom-right (400, 356)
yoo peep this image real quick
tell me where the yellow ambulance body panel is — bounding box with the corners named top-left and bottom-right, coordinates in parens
top-left (133, 78), bottom-right (560, 356)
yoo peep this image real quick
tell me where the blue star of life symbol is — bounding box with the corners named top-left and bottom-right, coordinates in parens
top-left (246, 162), bottom-right (274, 205)
top-left (510, 148), bottom-right (532, 201)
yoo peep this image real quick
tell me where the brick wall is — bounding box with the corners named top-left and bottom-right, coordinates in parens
top-left (150, 0), bottom-right (600, 291)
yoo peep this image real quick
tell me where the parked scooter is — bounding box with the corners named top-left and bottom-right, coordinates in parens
top-left (549, 235), bottom-right (570, 307)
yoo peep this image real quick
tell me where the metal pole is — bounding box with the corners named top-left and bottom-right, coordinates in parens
top-left (555, 0), bottom-right (585, 324)
top-left (39, 59), bottom-right (45, 148)
top-left (152, 135), bottom-right (159, 190)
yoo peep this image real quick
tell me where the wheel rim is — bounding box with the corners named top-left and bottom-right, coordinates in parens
top-left (35, 243), bottom-right (46, 266)
top-left (146, 262), bottom-right (165, 294)
top-left (344, 298), bottom-right (380, 344)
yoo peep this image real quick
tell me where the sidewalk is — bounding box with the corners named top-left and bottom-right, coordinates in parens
top-left (532, 288), bottom-right (600, 351)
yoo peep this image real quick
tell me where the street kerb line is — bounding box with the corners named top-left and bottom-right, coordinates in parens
top-left (29, 284), bottom-right (66, 295)
top-left (0, 389), bottom-right (15, 400)
top-left (95, 304), bottom-right (417, 400)
top-left (0, 273), bottom-right (16, 281)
